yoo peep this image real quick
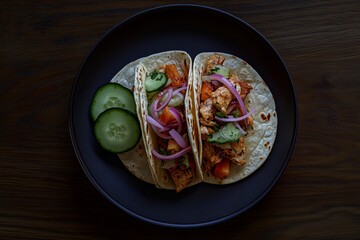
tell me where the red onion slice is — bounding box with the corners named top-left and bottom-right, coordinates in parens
top-left (152, 126), bottom-right (173, 139)
top-left (169, 129), bottom-right (188, 148)
top-left (166, 121), bottom-right (179, 128)
top-left (228, 116), bottom-right (247, 135)
top-left (202, 76), bottom-right (221, 88)
top-left (167, 107), bottom-right (182, 133)
top-left (212, 80), bottom-right (221, 88)
top-left (150, 98), bottom-right (160, 120)
top-left (215, 108), bottom-right (256, 122)
top-left (151, 146), bottom-right (192, 161)
top-left (226, 103), bottom-right (237, 114)
top-left (146, 115), bottom-right (169, 132)
top-left (173, 86), bottom-right (187, 96)
top-left (154, 88), bottom-right (173, 112)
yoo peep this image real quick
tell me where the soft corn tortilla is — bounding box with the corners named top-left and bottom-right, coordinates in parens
top-left (110, 58), bottom-right (155, 185)
top-left (192, 52), bottom-right (277, 184)
top-left (135, 51), bottom-right (203, 190)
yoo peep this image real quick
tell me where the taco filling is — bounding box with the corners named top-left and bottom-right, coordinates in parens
top-left (144, 63), bottom-right (196, 192)
top-left (198, 54), bottom-right (255, 180)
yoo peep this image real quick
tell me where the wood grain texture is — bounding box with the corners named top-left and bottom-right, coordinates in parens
top-left (1, 0), bottom-right (359, 239)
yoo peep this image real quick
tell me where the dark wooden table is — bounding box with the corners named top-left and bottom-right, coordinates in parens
top-left (1, 1), bottom-right (359, 239)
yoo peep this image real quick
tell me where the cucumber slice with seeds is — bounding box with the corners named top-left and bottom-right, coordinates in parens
top-left (208, 123), bottom-right (242, 144)
top-left (145, 71), bottom-right (168, 92)
top-left (90, 83), bottom-right (136, 121)
top-left (210, 65), bottom-right (230, 78)
top-left (94, 108), bottom-right (141, 153)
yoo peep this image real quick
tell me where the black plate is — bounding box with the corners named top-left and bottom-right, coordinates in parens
top-left (69, 4), bottom-right (297, 228)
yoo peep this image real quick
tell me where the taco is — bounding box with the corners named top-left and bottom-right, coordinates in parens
top-left (135, 51), bottom-right (203, 192)
top-left (110, 58), bottom-right (155, 185)
top-left (192, 52), bottom-right (277, 184)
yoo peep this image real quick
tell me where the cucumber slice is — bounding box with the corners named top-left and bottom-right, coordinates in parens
top-left (94, 108), bottom-right (141, 153)
top-left (168, 92), bottom-right (184, 107)
top-left (208, 123), bottom-right (242, 144)
top-left (145, 71), bottom-right (168, 92)
top-left (90, 83), bottom-right (136, 121)
top-left (210, 65), bottom-right (230, 78)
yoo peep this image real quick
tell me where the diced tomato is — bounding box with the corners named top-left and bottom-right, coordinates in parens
top-left (213, 159), bottom-right (230, 179)
top-left (166, 64), bottom-right (184, 87)
top-left (158, 106), bottom-right (176, 125)
top-left (167, 139), bottom-right (180, 153)
top-left (201, 81), bottom-right (214, 101)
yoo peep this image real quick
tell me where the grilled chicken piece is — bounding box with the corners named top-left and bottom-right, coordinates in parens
top-left (200, 125), bottom-right (215, 141)
top-left (229, 74), bottom-right (253, 100)
top-left (199, 117), bottom-right (216, 127)
top-left (229, 75), bottom-right (242, 96)
top-left (199, 98), bottom-right (216, 122)
top-left (203, 142), bottom-right (221, 172)
top-left (222, 138), bottom-right (246, 166)
top-left (247, 115), bottom-right (254, 127)
top-left (205, 55), bottom-right (225, 74)
top-left (169, 167), bottom-right (194, 193)
top-left (238, 81), bottom-right (253, 100)
top-left (211, 86), bottom-right (232, 114)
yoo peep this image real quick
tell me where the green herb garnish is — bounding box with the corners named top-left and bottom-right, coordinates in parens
top-left (216, 111), bottom-right (226, 118)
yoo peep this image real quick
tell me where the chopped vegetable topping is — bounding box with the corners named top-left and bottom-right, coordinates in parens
top-left (145, 64), bottom-right (195, 192)
top-left (199, 55), bottom-right (256, 180)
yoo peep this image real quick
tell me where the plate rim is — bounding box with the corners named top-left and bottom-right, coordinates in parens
top-left (68, 4), bottom-right (298, 228)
